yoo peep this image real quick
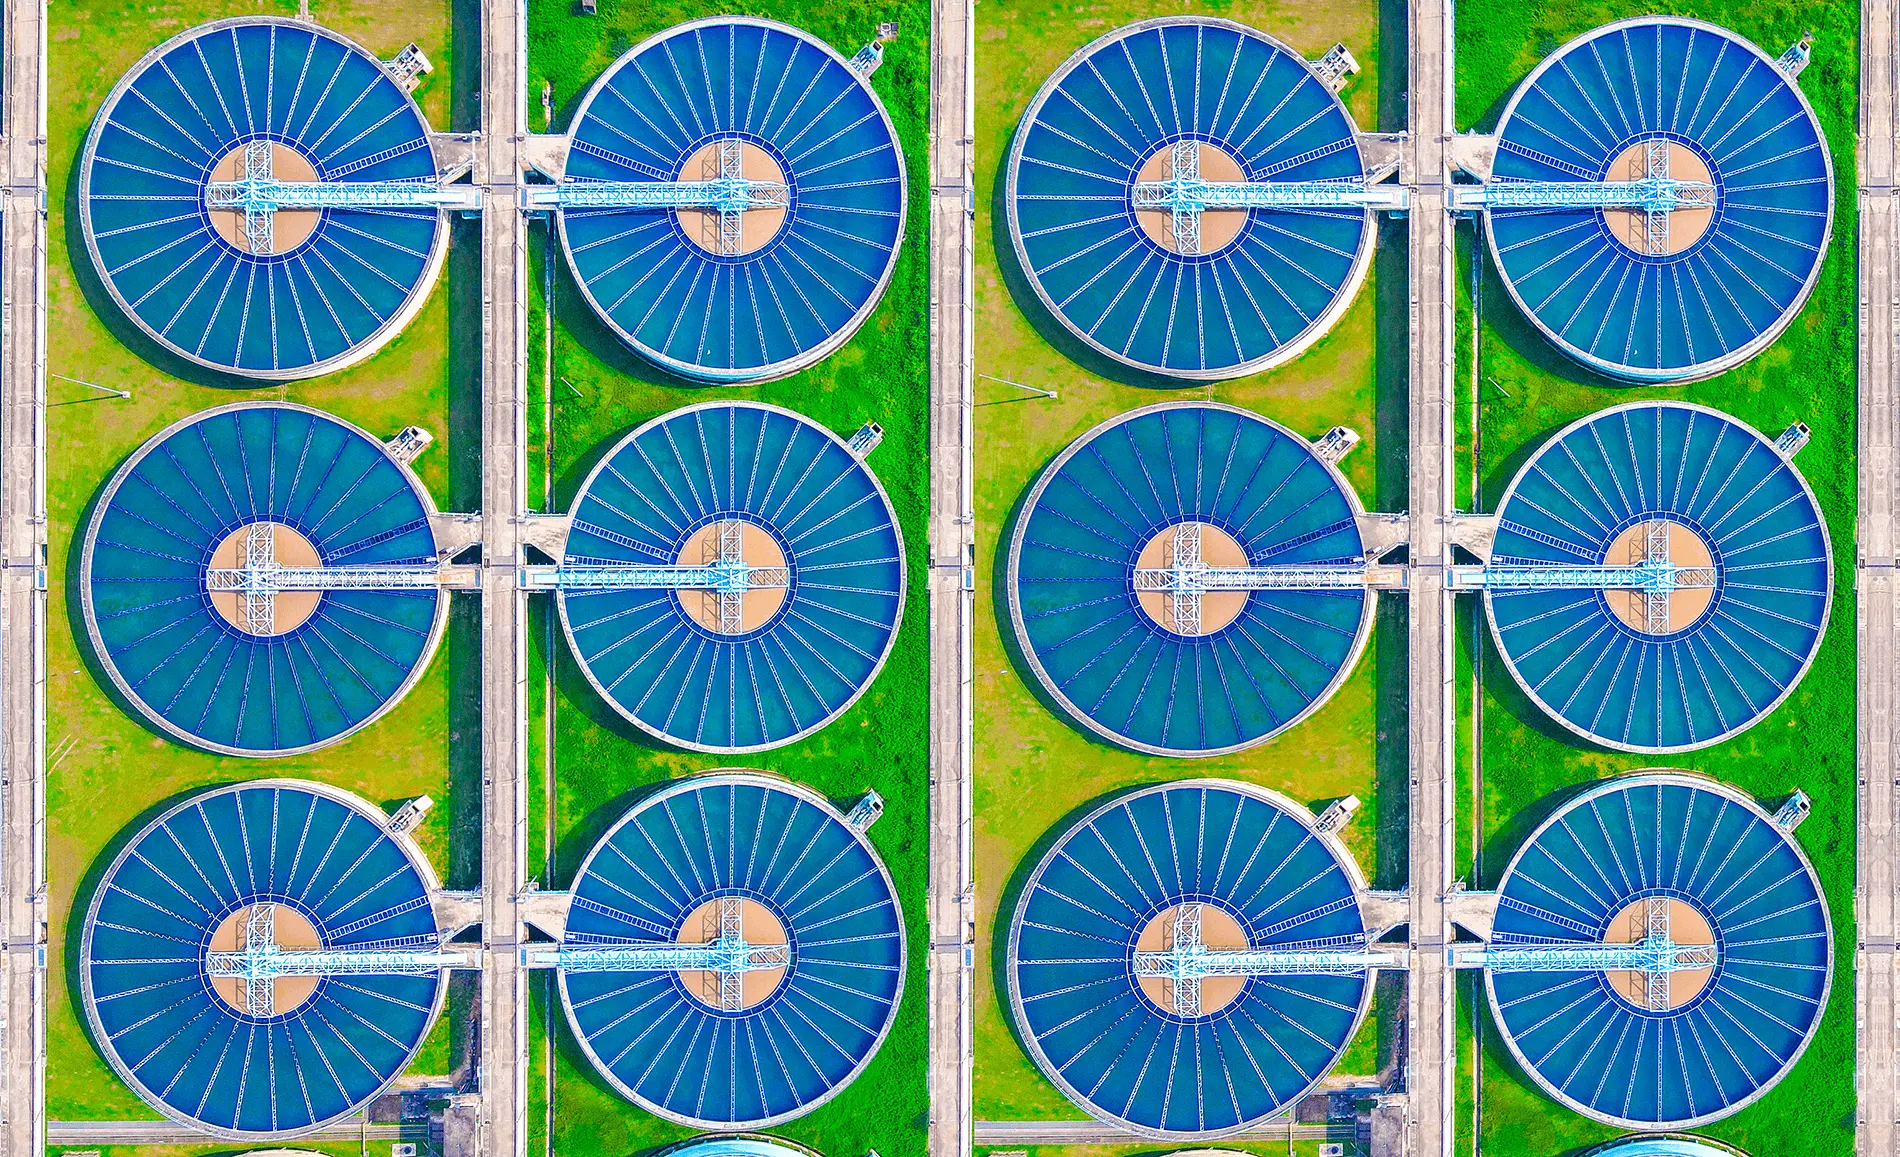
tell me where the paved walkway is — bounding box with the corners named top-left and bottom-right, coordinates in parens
top-left (1859, 0), bottom-right (1899, 1151)
top-left (0, 0), bottom-right (46, 1154)
top-left (476, 4), bottom-right (530, 1157)
top-left (925, 0), bottom-right (977, 1154)
top-left (1404, 1), bottom-right (1459, 1155)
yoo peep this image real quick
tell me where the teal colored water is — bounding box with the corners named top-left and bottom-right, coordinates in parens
top-left (560, 19), bottom-right (905, 383)
top-left (560, 403), bottom-right (904, 752)
top-left (560, 777), bottom-right (904, 1128)
top-left (1010, 402), bottom-right (1369, 755)
top-left (81, 19), bottom-right (442, 377)
top-left (1009, 782), bottom-right (1369, 1136)
top-left (1489, 777), bottom-right (1829, 1127)
top-left (83, 783), bottom-right (442, 1136)
top-left (83, 404), bottom-right (442, 755)
top-left (1008, 19), bottom-right (1370, 378)
top-left (1488, 19), bottom-right (1831, 381)
top-left (1487, 402), bottom-right (1830, 752)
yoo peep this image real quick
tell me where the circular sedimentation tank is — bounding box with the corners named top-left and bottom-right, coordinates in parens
top-left (1008, 402), bottom-right (1372, 755)
top-left (1484, 17), bottom-right (1832, 381)
top-left (555, 774), bottom-right (905, 1128)
top-left (79, 18), bottom-right (449, 379)
top-left (557, 401), bottom-right (904, 752)
top-left (1484, 401), bottom-right (1830, 752)
top-left (81, 402), bottom-right (445, 756)
top-left (1486, 774), bottom-right (1830, 1127)
top-left (1008, 781), bottom-right (1374, 1138)
top-left (556, 17), bottom-right (906, 382)
top-left (1006, 17), bottom-right (1374, 379)
top-left (81, 781), bottom-right (450, 1138)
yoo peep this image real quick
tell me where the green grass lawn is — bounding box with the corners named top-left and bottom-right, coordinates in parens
top-left (43, 0), bottom-right (478, 1120)
top-left (971, 0), bottom-right (1409, 1122)
top-left (523, 3), bottom-right (931, 1156)
top-left (1455, 2), bottom-right (1860, 1155)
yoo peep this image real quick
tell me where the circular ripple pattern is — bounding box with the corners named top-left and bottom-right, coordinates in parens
top-left (81, 403), bottom-right (444, 756)
top-left (1486, 402), bottom-right (1830, 752)
top-left (80, 18), bottom-right (445, 379)
top-left (559, 774), bottom-right (905, 1128)
top-left (1486, 17), bottom-right (1832, 381)
top-left (559, 402), bottom-right (904, 752)
top-left (1488, 774), bottom-right (1830, 1127)
top-left (1008, 402), bottom-right (1371, 756)
top-left (1007, 17), bottom-right (1373, 379)
top-left (82, 781), bottom-right (446, 1138)
top-left (559, 17), bottom-right (906, 382)
top-left (1009, 781), bottom-right (1371, 1138)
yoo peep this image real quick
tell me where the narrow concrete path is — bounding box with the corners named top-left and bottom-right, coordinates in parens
top-left (0, 2), bottom-right (46, 1155)
top-left (926, 0), bottom-right (976, 1153)
top-left (476, 4), bottom-right (530, 1157)
top-left (1404, 1), bottom-right (1459, 1156)
top-left (1859, 0), bottom-right (1899, 1151)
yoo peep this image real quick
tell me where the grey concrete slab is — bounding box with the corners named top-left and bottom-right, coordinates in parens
top-left (476, 5), bottom-right (530, 1157)
top-left (0, 3), bottom-right (46, 1156)
top-left (927, 0), bottom-right (976, 1154)
top-left (1405, 2), bottom-right (1459, 1156)
top-left (1860, 1), bottom-right (1899, 1151)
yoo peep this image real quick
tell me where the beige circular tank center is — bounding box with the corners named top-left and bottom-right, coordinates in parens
top-left (207, 522), bottom-right (324, 637)
top-left (1602, 140), bottom-right (1715, 256)
top-left (1135, 142), bottom-right (1249, 254)
top-left (676, 522), bottom-right (789, 633)
top-left (1602, 897), bottom-right (1715, 1011)
top-left (1602, 521), bottom-right (1716, 635)
top-left (207, 902), bottom-right (323, 1016)
top-left (1135, 523), bottom-right (1251, 635)
top-left (677, 898), bottom-right (788, 1010)
top-left (675, 141), bottom-right (788, 256)
top-left (208, 142), bottom-right (322, 255)
top-left (1136, 904), bottom-right (1250, 1015)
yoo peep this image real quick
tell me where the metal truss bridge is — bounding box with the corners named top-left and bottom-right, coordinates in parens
top-left (205, 520), bottom-right (792, 637)
top-left (1131, 520), bottom-right (1712, 635)
top-left (1460, 897), bottom-right (1718, 1012)
top-left (1452, 139), bottom-right (1716, 256)
top-left (1129, 139), bottom-right (1408, 256)
top-left (521, 896), bottom-right (791, 1012)
top-left (204, 140), bottom-right (481, 255)
top-left (1128, 903), bottom-right (1398, 1018)
top-left (523, 138), bottom-right (789, 257)
top-left (202, 903), bottom-right (471, 1018)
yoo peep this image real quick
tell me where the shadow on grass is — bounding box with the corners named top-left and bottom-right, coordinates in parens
top-left (541, 225), bottom-right (740, 401)
top-left (1372, 594), bottom-right (1410, 892)
top-left (983, 448), bottom-right (1167, 757)
top-left (984, 122), bottom-right (1199, 393)
top-left (528, 591), bottom-right (678, 766)
top-left (445, 596), bottom-right (485, 891)
top-left (985, 783), bottom-right (1174, 1088)
top-left (62, 783), bottom-right (256, 1072)
top-left (1471, 238), bottom-right (1634, 397)
top-left (61, 459), bottom-right (187, 753)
